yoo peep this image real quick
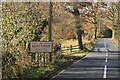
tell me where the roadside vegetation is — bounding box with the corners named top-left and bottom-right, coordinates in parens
top-left (1, 1), bottom-right (119, 79)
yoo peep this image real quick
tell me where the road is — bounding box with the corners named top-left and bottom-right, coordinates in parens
top-left (51, 38), bottom-right (120, 80)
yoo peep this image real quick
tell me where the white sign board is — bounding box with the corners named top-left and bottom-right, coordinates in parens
top-left (30, 42), bottom-right (52, 52)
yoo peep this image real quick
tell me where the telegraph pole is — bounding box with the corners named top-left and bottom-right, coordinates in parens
top-left (49, 0), bottom-right (53, 62)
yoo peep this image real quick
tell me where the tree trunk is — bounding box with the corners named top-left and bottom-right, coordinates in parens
top-left (77, 28), bottom-right (83, 50)
top-left (49, 1), bottom-right (53, 62)
top-left (95, 27), bottom-right (97, 39)
top-left (74, 14), bottom-right (83, 50)
top-left (93, 13), bottom-right (97, 39)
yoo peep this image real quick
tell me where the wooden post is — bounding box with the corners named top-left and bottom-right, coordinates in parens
top-left (35, 53), bottom-right (37, 67)
top-left (37, 53), bottom-right (40, 67)
top-left (43, 53), bottom-right (46, 67)
top-left (60, 44), bottom-right (62, 54)
top-left (78, 45), bottom-right (79, 53)
top-left (70, 45), bottom-right (72, 55)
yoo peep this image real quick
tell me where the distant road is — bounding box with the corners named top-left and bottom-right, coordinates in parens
top-left (52, 38), bottom-right (120, 80)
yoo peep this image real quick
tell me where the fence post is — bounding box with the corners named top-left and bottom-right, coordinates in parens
top-left (78, 45), bottom-right (80, 52)
top-left (37, 53), bottom-right (40, 67)
top-left (60, 44), bottom-right (62, 54)
top-left (43, 52), bottom-right (46, 67)
top-left (70, 45), bottom-right (72, 55)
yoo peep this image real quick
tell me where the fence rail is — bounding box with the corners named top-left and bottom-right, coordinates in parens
top-left (62, 45), bottom-right (80, 53)
top-left (61, 44), bottom-right (87, 53)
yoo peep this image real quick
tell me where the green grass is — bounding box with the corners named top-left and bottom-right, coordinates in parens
top-left (18, 65), bottom-right (54, 78)
top-left (20, 52), bottom-right (88, 78)
top-left (118, 42), bottom-right (120, 48)
top-left (61, 40), bottom-right (78, 47)
top-left (53, 59), bottom-right (67, 68)
top-left (72, 53), bottom-right (87, 57)
top-left (62, 40), bottom-right (77, 44)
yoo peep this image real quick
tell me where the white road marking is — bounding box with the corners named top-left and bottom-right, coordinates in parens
top-left (103, 65), bottom-right (107, 78)
top-left (106, 49), bottom-right (108, 52)
top-left (52, 44), bottom-right (97, 79)
top-left (104, 42), bottom-right (107, 50)
top-left (105, 58), bottom-right (108, 62)
top-left (51, 70), bottom-right (65, 79)
top-left (106, 53), bottom-right (108, 57)
top-left (53, 38), bottom-right (112, 79)
top-left (93, 48), bottom-right (98, 51)
top-left (103, 39), bottom-right (107, 78)
top-left (73, 60), bottom-right (81, 64)
top-left (113, 44), bottom-right (118, 49)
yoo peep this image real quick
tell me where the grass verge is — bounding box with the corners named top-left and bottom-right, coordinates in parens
top-left (17, 39), bottom-right (97, 79)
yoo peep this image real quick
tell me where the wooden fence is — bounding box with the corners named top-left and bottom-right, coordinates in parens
top-left (62, 45), bottom-right (81, 53)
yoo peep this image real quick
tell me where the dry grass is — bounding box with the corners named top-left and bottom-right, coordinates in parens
top-left (112, 38), bottom-right (119, 48)
top-left (72, 53), bottom-right (87, 57)
top-left (62, 40), bottom-right (78, 47)
top-left (62, 38), bottom-right (93, 47)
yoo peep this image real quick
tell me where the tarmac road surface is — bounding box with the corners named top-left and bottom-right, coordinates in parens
top-left (51, 38), bottom-right (120, 80)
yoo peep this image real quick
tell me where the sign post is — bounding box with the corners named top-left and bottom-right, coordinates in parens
top-left (43, 52), bottom-right (46, 67)
top-left (30, 41), bottom-right (52, 67)
top-left (30, 42), bottom-right (52, 53)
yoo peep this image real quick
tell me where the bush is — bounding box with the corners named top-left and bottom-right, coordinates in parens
top-left (54, 59), bottom-right (66, 67)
